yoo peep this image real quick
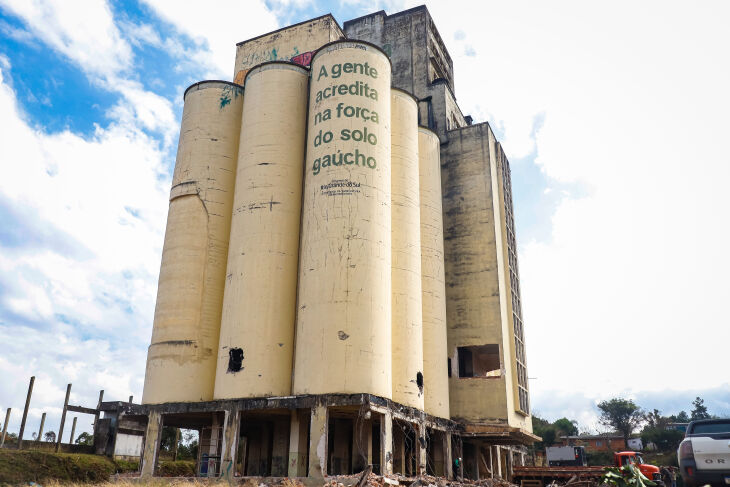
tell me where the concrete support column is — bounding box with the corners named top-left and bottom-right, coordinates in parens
top-left (220, 405), bottom-right (241, 479)
top-left (494, 445), bottom-right (502, 478)
top-left (37, 412), bottom-right (46, 442)
top-left (140, 410), bottom-right (163, 478)
top-left (309, 403), bottom-right (328, 478)
top-left (380, 411), bottom-right (393, 475)
top-left (417, 423), bottom-right (427, 476)
top-left (445, 432), bottom-right (453, 479)
top-left (272, 418), bottom-right (289, 476)
top-left (352, 416), bottom-right (372, 473)
top-left (474, 442), bottom-right (481, 480)
top-left (288, 409), bottom-right (308, 477)
top-left (456, 436), bottom-right (464, 481)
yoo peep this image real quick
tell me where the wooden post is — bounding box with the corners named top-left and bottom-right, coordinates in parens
top-left (93, 390), bottom-right (104, 436)
top-left (69, 417), bottom-right (77, 444)
top-left (55, 383), bottom-right (71, 452)
top-left (17, 376), bottom-right (35, 449)
top-left (1, 408), bottom-right (10, 447)
top-left (37, 412), bottom-right (46, 442)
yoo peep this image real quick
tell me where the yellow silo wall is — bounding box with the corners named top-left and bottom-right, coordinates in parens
top-left (143, 81), bottom-right (244, 404)
top-left (418, 127), bottom-right (450, 418)
top-left (390, 89), bottom-right (424, 410)
top-left (214, 63), bottom-right (309, 399)
top-left (293, 41), bottom-right (393, 398)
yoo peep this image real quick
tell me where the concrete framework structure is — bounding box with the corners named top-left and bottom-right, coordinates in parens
top-left (130, 5), bottom-right (537, 482)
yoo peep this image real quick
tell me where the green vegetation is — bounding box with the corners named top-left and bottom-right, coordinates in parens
top-left (0, 449), bottom-right (114, 484)
top-left (531, 415), bottom-right (580, 448)
top-left (157, 460), bottom-right (196, 477)
top-left (113, 458), bottom-right (139, 473)
top-left (601, 463), bottom-right (656, 487)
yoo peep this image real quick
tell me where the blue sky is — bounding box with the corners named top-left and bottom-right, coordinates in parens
top-left (0, 0), bottom-right (728, 441)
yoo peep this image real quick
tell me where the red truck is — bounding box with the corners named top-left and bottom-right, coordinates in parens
top-left (513, 451), bottom-right (663, 486)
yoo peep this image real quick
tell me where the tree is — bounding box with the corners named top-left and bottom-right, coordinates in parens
top-left (597, 398), bottom-right (644, 449)
top-left (691, 397), bottom-right (710, 420)
top-left (554, 417), bottom-right (579, 437)
top-left (44, 431), bottom-right (56, 442)
top-left (674, 411), bottom-right (690, 423)
top-left (75, 432), bottom-right (94, 446)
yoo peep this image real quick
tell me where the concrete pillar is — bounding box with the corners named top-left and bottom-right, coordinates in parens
top-left (352, 416), bottom-right (372, 473)
top-left (69, 417), bottom-right (77, 444)
top-left (37, 412), bottom-right (46, 442)
top-left (474, 442), bottom-right (481, 480)
top-left (1, 408), bottom-right (10, 447)
top-left (220, 405), bottom-right (240, 479)
top-left (272, 418), bottom-right (289, 476)
top-left (445, 432), bottom-right (453, 479)
top-left (309, 403), bottom-right (328, 478)
top-left (417, 423), bottom-right (427, 476)
top-left (380, 411), bottom-right (393, 475)
top-left (494, 445), bottom-right (502, 478)
top-left (140, 410), bottom-right (163, 478)
top-left (288, 409), bottom-right (308, 477)
top-left (207, 414), bottom-right (221, 477)
top-left (93, 390), bottom-right (104, 437)
top-left (18, 376), bottom-right (34, 449)
top-left (520, 451), bottom-right (526, 467)
top-left (456, 436), bottom-right (464, 481)
top-left (55, 383), bottom-right (71, 452)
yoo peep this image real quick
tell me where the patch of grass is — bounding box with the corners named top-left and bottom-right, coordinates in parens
top-left (0, 449), bottom-right (115, 484)
top-left (157, 460), bottom-right (196, 477)
top-left (113, 458), bottom-right (140, 473)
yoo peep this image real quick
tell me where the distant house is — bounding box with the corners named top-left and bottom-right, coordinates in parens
top-left (560, 435), bottom-right (630, 452)
top-left (666, 423), bottom-right (689, 433)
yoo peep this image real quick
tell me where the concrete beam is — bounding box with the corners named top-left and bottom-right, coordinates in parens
top-left (140, 410), bottom-right (163, 478)
top-left (309, 402), bottom-right (328, 478)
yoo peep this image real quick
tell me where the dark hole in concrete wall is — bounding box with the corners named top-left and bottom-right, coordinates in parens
top-left (228, 348), bottom-right (244, 372)
top-left (416, 372), bottom-right (424, 393)
top-left (457, 344), bottom-right (500, 378)
top-left (447, 358), bottom-right (452, 378)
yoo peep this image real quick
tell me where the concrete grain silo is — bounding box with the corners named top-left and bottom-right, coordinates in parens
top-left (418, 127), bottom-right (450, 418)
top-left (214, 62), bottom-right (309, 399)
top-left (390, 89), bottom-right (424, 410)
top-left (292, 40), bottom-right (393, 398)
top-left (142, 81), bottom-right (244, 404)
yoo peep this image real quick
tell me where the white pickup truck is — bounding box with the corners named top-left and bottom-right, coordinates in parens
top-left (678, 419), bottom-right (730, 486)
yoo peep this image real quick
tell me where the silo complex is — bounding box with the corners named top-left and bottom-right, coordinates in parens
top-left (214, 63), bottom-right (309, 399)
top-left (418, 127), bottom-right (450, 418)
top-left (143, 81), bottom-right (243, 404)
top-left (293, 41), bottom-right (393, 397)
top-left (390, 89), bottom-right (424, 410)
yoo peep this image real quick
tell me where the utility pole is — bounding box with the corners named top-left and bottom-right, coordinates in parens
top-left (17, 376), bottom-right (35, 449)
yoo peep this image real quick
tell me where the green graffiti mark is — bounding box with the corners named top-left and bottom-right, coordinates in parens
top-left (383, 43), bottom-right (392, 58)
top-left (219, 91), bottom-right (231, 109)
top-left (271, 48), bottom-right (278, 60)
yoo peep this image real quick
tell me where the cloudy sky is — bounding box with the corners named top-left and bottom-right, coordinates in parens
top-left (0, 0), bottom-right (728, 441)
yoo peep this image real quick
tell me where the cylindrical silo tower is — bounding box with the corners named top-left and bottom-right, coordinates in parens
top-left (143, 81), bottom-right (244, 404)
top-left (293, 40), bottom-right (393, 398)
top-left (418, 127), bottom-right (450, 418)
top-left (214, 62), bottom-right (309, 399)
top-left (390, 89), bottom-right (424, 410)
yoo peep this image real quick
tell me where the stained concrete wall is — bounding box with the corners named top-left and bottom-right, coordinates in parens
top-left (441, 122), bottom-right (531, 431)
top-left (344, 6), bottom-right (466, 142)
top-left (233, 15), bottom-right (344, 83)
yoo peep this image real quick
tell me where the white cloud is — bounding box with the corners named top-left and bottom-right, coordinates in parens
top-left (398, 0), bottom-right (730, 413)
top-left (140, 0), bottom-right (280, 78)
top-left (0, 60), bottom-right (166, 434)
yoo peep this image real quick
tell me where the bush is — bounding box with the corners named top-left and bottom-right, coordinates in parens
top-left (587, 450), bottom-right (615, 466)
top-left (0, 449), bottom-right (115, 484)
top-left (157, 460), bottom-right (196, 477)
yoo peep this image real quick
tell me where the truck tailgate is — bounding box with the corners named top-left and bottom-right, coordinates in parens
top-left (692, 436), bottom-right (730, 470)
